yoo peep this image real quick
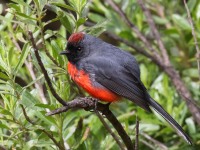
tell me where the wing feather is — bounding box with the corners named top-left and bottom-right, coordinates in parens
top-left (82, 58), bottom-right (151, 111)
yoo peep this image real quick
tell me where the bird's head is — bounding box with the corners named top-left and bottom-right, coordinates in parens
top-left (60, 32), bottom-right (91, 63)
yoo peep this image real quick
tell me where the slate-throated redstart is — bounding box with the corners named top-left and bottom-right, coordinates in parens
top-left (60, 32), bottom-right (192, 144)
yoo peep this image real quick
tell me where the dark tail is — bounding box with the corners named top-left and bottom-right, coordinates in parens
top-left (148, 97), bottom-right (192, 145)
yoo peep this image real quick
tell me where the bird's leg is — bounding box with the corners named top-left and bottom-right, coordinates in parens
top-left (106, 102), bottom-right (111, 107)
top-left (100, 102), bottom-right (111, 117)
top-left (94, 98), bottom-right (98, 111)
top-left (87, 98), bottom-right (98, 112)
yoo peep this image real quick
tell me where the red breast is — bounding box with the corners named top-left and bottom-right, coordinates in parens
top-left (67, 62), bottom-right (121, 102)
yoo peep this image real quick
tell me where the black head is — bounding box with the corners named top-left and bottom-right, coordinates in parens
top-left (60, 32), bottom-right (90, 64)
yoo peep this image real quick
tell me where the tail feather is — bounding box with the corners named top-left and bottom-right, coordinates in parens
top-left (148, 97), bottom-right (192, 145)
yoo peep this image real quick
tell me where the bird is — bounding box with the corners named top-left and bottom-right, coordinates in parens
top-left (60, 32), bottom-right (192, 145)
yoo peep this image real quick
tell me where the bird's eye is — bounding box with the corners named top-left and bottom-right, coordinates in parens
top-left (77, 47), bottom-right (82, 52)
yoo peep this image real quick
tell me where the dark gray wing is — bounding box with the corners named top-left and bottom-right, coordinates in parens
top-left (81, 57), bottom-right (151, 112)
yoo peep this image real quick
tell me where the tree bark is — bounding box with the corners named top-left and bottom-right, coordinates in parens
top-left (164, 66), bottom-right (200, 124)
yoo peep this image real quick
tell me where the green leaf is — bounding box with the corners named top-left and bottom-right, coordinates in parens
top-left (15, 12), bottom-right (37, 21)
top-left (163, 28), bottom-right (179, 37)
top-left (140, 64), bottom-right (148, 87)
top-left (76, 17), bottom-right (87, 28)
top-left (88, 13), bottom-right (105, 23)
top-left (139, 123), bottom-right (160, 132)
top-left (59, 13), bottom-right (74, 33)
top-left (63, 113), bottom-right (78, 130)
top-left (73, 118), bottom-right (84, 148)
top-left (0, 123), bottom-right (10, 130)
top-left (0, 109), bottom-right (13, 116)
top-left (85, 20), bottom-right (108, 37)
top-left (187, 0), bottom-right (197, 11)
top-left (185, 117), bottom-right (196, 134)
top-left (196, 3), bottom-right (200, 20)
top-left (43, 4), bottom-right (58, 13)
top-left (172, 14), bottom-right (191, 30)
top-left (44, 4), bottom-right (75, 33)
top-left (51, 39), bottom-right (62, 53)
top-left (14, 43), bottom-right (30, 75)
top-left (20, 89), bottom-right (39, 108)
top-left (16, 32), bottom-right (27, 43)
top-left (50, 2), bottom-right (76, 12)
top-left (11, 0), bottom-right (30, 7)
top-left (22, 74), bottom-right (43, 89)
top-left (183, 68), bottom-right (199, 78)
top-left (7, 4), bottom-right (20, 14)
top-left (35, 104), bottom-right (55, 110)
top-left (0, 13), bottom-right (16, 28)
top-left (35, 111), bottom-right (57, 126)
top-left (60, 16), bottom-right (73, 33)
top-left (0, 72), bottom-right (9, 80)
top-left (74, 118), bottom-right (83, 140)
top-left (153, 16), bottom-right (168, 25)
top-left (0, 55), bottom-right (8, 72)
top-left (34, 0), bottom-right (47, 10)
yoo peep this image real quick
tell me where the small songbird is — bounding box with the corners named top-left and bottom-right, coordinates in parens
top-left (60, 32), bottom-right (192, 144)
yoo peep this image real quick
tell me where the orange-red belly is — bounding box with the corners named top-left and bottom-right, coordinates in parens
top-left (67, 62), bottom-right (120, 102)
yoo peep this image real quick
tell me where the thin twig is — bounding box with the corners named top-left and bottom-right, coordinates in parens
top-left (0, 146), bottom-right (6, 150)
top-left (104, 32), bottom-right (161, 66)
top-left (141, 132), bottom-right (168, 150)
top-left (28, 31), bottom-right (68, 106)
top-left (38, 6), bottom-right (61, 67)
top-left (183, 0), bottom-right (200, 81)
top-left (106, 0), bottom-right (162, 63)
top-left (137, 0), bottom-right (170, 66)
top-left (20, 104), bottom-right (35, 125)
top-left (26, 56), bottom-right (49, 105)
top-left (95, 109), bottom-right (125, 150)
top-left (40, 129), bottom-right (65, 150)
top-left (134, 117), bottom-right (139, 150)
top-left (20, 104), bottom-right (65, 150)
top-left (140, 139), bottom-right (155, 149)
top-left (154, 4), bottom-right (171, 29)
top-left (10, 33), bottom-right (48, 105)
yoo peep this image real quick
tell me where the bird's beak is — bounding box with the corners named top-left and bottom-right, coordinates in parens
top-left (60, 50), bottom-right (69, 55)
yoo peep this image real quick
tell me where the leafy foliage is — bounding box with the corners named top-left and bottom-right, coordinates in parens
top-left (0, 0), bottom-right (199, 149)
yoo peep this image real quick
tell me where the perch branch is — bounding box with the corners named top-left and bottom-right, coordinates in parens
top-left (46, 98), bottom-right (134, 150)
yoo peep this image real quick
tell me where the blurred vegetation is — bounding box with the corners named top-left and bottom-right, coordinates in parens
top-left (0, 0), bottom-right (199, 149)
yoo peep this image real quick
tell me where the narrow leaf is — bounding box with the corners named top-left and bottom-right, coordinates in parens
top-left (14, 43), bottom-right (30, 75)
top-left (51, 2), bottom-right (76, 12)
